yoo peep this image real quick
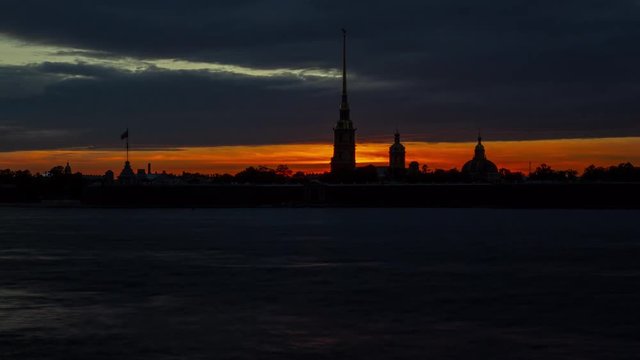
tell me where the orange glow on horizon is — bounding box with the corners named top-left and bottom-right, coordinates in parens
top-left (1, 137), bottom-right (639, 175)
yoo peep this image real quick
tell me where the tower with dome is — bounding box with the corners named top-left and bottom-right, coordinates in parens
top-left (462, 135), bottom-right (499, 182)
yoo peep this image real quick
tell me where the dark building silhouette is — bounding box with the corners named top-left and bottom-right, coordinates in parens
top-left (389, 130), bottom-right (406, 178)
top-left (119, 161), bottom-right (136, 185)
top-left (331, 29), bottom-right (356, 175)
top-left (117, 128), bottom-right (138, 185)
top-left (136, 168), bottom-right (147, 182)
top-left (462, 135), bottom-right (499, 182)
top-left (104, 170), bottom-right (115, 184)
top-left (64, 162), bottom-right (72, 175)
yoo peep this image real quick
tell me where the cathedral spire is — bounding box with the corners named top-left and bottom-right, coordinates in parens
top-left (339, 28), bottom-right (350, 123)
top-left (342, 29), bottom-right (347, 102)
top-left (331, 28), bottom-right (356, 175)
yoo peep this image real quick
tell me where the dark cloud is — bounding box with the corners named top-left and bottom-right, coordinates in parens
top-left (1, 0), bottom-right (640, 151)
top-left (0, 64), bottom-right (341, 150)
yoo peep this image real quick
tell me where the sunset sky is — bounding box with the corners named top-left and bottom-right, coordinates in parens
top-left (1, 1), bottom-right (639, 173)
top-left (1, 137), bottom-right (638, 175)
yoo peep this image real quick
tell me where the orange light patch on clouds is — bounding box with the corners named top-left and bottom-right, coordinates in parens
top-left (1, 137), bottom-right (639, 175)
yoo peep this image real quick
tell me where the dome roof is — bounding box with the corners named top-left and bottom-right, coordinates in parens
top-left (389, 131), bottom-right (405, 152)
top-left (461, 136), bottom-right (499, 177)
top-left (462, 158), bottom-right (498, 174)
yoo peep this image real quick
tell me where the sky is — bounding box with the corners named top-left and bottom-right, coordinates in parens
top-left (1, 137), bottom-right (639, 175)
top-left (1, 0), bottom-right (639, 173)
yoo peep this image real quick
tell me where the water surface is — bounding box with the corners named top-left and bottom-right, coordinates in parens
top-left (1, 208), bottom-right (639, 359)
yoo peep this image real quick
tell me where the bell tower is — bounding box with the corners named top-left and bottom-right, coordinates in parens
top-left (389, 130), bottom-right (406, 177)
top-left (331, 29), bottom-right (356, 174)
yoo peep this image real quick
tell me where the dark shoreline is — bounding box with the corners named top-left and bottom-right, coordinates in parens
top-left (2, 183), bottom-right (639, 209)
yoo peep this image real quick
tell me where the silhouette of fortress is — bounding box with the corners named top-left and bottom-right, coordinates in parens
top-left (329, 30), bottom-right (498, 182)
top-left (3, 32), bottom-right (639, 208)
top-left (107, 29), bottom-right (503, 184)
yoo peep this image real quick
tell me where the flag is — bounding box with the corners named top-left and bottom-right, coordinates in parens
top-left (120, 129), bottom-right (128, 140)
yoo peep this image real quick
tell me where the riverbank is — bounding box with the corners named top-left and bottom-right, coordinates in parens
top-left (2, 183), bottom-right (639, 208)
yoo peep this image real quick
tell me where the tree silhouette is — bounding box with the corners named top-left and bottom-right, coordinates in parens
top-left (234, 166), bottom-right (286, 184)
top-left (582, 162), bottom-right (639, 182)
top-left (275, 165), bottom-right (293, 178)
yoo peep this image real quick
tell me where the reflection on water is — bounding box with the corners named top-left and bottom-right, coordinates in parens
top-left (1, 208), bottom-right (639, 359)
